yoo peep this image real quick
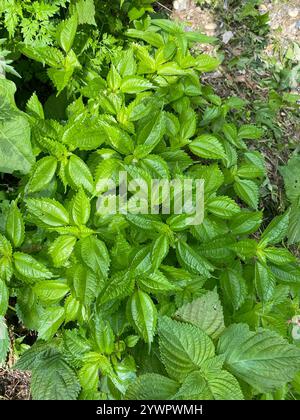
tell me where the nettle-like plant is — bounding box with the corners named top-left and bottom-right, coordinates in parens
top-left (1, 16), bottom-right (300, 401)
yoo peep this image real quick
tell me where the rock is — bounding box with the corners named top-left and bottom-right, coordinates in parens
top-left (222, 30), bottom-right (234, 44)
top-left (205, 23), bottom-right (217, 31)
top-left (288, 9), bottom-right (299, 18)
top-left (259, 4), bottom-right (268, 13)
top-left (173, 0), bottom-right (189, 11)
top-left (296, 20), bottom-right (300, 30)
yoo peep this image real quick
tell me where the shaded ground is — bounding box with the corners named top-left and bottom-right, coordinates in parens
top-left (0, 368), bottom-right (31, 400)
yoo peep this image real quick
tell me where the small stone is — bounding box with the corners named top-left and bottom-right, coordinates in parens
top-left (205, 23), bottom-right (217, 31)
top-left (288, 9), bottom-right (299, 18)
top-left (259, 4), bottom-right (268, 13)
top-left (222, 30), bottom-right (234, 44)
top-left (173, 0), bottom-right (188, 11)
top-left (296, 20), bottom-right (300, 30)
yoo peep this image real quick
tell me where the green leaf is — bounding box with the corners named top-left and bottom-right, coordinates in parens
top-left (49, 235), bottom-right (77, 267)
top-left (57, 14), bottom-right (78, 53)
top-left (6, 201), bottom-right (25, 248)
top-left (207, 196), bottom-right (240, 218)
top-left (67, 155), bottom-right (94, 193)
top-left (218, 323), bottom-right (300, 392)
top-left (229, 211), bottom-right (262, 235)
top-left (79, 236), bottom-right (110, 279)
top-left (137, 271), bottom-right (176, 294)
top-left (194, 54), bottom-right (220, 72)
top-left (151, 234), bottom-right (169, 270)
top-left (27, 156), bottom-right (58, 193)
top-left (34, 280), bottom-right (69, 305)
top-left (0, 113), bottom-right (34, 175)
top-left (38, 307), bottom-right (65, 341)
top-left (254, 261), bottom-right (275, 302)
top-left (134, 112), bottom-right (165, 159)
top-left (259, 211), bottom-right (290, 247)
top-left (176, 240), bottom-right (214, 277)
top-left (175, 289), bottom-right (225, 339)
top-left (26, 198), bottom-right (70, 228)
top-left (0, 317), bottom-right (9, 365)
top-left (100, 270), bottom-right (135, 304)
top-left (70, 264), bottom-right (101, 305)
top-left (174, 369), bottom-right (244, 400)
top-left (0, 279), bottom-right (9, 315)
top-left (189, 135), bottom-right (225, 160)
top-left (26, 92), bottom-right (44, 119)
top-left (121, 76), bottom-right (154, 94)
top-left (0, 234), bottom-right (12, 258)
top-left (238, 125), bottom-right (264, 140)
top-left (234, 179), bottom-right (259, 209)
top-left (280, 156), bottom-right (300, 203)
top-left (158, 316), bottom-right (215, 381)
top-left (71, 189), bottom-right (90, 226)
top-left (30, 349), bottom-right (80, 400)
top-left (13, 252), bottom-right (53, 282)
top-left (220, 268), bottom-right (247, 311)
top-left (128, 290), bottom-right (157, 344)
top-left (126, 374), bottom-right (179, 400)
top-left (76, 0), bottom-right (96, 25)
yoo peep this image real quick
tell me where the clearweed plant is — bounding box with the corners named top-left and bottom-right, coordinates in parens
top-left (0, 1), bottom-right (300, 401)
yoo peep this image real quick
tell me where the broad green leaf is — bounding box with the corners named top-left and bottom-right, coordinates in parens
top-left (280, 156), bottom-right (300, 203)
top-left (189, 135), bottom-right (225, 160)
top-left (71, 189), bottom-right (90, 226)
top-left (79, 236), bottom-right (110, 279)
top-left (0, 317), bottom-right (9, 365)
top-left (0, 279), bottom-right (9, 315)
top-left (30, 349), bottom-right (80, 400)
top-left (238, 125), bottom-right (264, 140)
top-left (207, 196), bottom-right (240, 218)
top-left (0, 234), bottom-right (12, 258)
top-left (13, 252), bottom-right (53, 282)
top-left (134, 112), bottom-right (165, 159)
top-left (128, 290), bottom-right (157, 344)
top-left (151, 234), bottom-right (169, 270)
top-left (34, 280), bottom-right (69, 305)
top-left (234, 179), bottom-right (259, 209)
top-left (26, 92), bottom-right (44, 119)
top-left (70, 264), bottom-right (101, 305)
top-left (218, 323), bottom-right (300, 392)
top-left (67, 155), bottom-right (94, 193)
top-left (26, 198), bottom-right (70, 228)
top-left (194, 54), bottom-right (220, 72)
top-left (259, 211), bottom-right (290, 248)
top-left (220, 268), bottom-right (247, 311)
top-left (0, 114), bottom-right (34, 175)
top-left (6, 201), bottom-right (25, 248)
top-left (57, 14), bottom-right (78, 53)
top-left (174, 369), bottom-right (244, 400)
top-left (158, 316), bottom-right (215, 381)
top-left (49, 235), bottom-right (77, 267)
top-left (137, 271), bottom-right (176, 294)
top-left (229, 211), bottom-right (262, 235)
top-left (176, 240), bottom-right (214, 277)
top-left (27, 156), bottom-right (58, 193)
top-left (175, 289), bottom-right (225, 339)
top-left (121, 76), bottom-right (154, 94)
top-left (126, 374), bottom-right (179, 400)
top-left (100, 270), bottom-right (135, 304)
top-left (38, 307), bottom-right (65, 341)
top-left (254, 261), bottom-right (275, 302)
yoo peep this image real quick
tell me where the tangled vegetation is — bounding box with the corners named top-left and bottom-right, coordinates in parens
top-left (0, 0), bottom-right (300, 400)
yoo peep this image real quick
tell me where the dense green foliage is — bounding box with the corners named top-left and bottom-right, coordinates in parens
top-left (0, 0), bottom-right (300, 400)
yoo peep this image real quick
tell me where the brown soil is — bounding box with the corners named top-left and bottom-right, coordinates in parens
top-left (0, 368), bottom-right (31, 400)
